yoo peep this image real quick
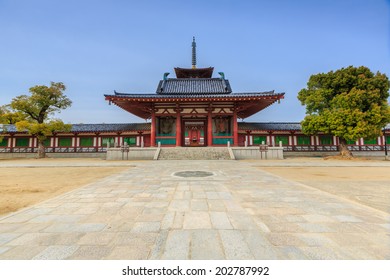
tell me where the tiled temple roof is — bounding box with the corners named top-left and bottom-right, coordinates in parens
top-left (70, 123), bottom-right (151, 132)
top-left (2, 122), bottom-right (389, 134)
top-left (0, 123), bottom-right (151, 133)
top-left (109, 90), bottom-right (280, 99)
top-left (239, 122), bottom-right (390, 132)
top-left (238, 122), bottom-right (303, 131)
top-left (156, 78), bottom-right (232, 94)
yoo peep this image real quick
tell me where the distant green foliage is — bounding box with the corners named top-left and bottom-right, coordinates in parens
top-left (0, 105), bottom-right (27, 142)
top-left (11, 82), bottom-right (72, 124)
top-left (15, 120), bottom-right (72, 143)
top-left (0, 105), bottom-right (27, 124)
top-left (298, 66), bottom-right (390, 142)
top-left (9, 82), bottom-right (72, 157)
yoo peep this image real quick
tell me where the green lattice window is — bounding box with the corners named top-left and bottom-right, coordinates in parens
top-left (386, 136), bottom-right (390, 144)
top-left (123, 137), bottom-right (136, 146)
top-left (15, 138), bottom-right (29, 147)
top-left (156, 138), bottom-right (176, 145)
top-left (58, 137), bottom-right (72, 147)
top-left (213, 132), bottom-right (232, 136)
top-left (0, 137), bottom-right (8, 147)
top-left (275, 135), bottom-right (289, 146)
top-left (212, 138), bottom-right (233, 145)
top-left (364, 138), bottom-right (377, 145)
top-left (253, 136), bottom-right (267, 145)
top-left (157, 133), bottom-right (176, 137)
top-left (347, 139), bottom-right (356, 145)
top-left (297, 136), bottom-right (310, 145)
top-left (320, 135), bottom-right (332, 145)
top-left (42, 138), bottom-right (51, 147)
top-left (102, 137), bottom-right (115, 146)
top-left (80, 137), bottom-right (93, 147)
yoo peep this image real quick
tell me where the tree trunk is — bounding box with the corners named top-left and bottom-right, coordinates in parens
top-left (339, 138), bottom-right (353, 158)
top-left (37, 140), bottom-right (46, 158)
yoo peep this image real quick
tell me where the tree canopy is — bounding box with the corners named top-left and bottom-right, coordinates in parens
top-left (298, 66), bottom-right (390, 156)
top-left (9, 82), bottom-right (72, 158)
top-left (0, 105), bottom-right (27, 124)
top-left (1, 105), bottom-right (27, 143)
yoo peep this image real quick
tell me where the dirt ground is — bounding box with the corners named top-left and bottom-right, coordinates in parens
top-left (261, 166), bottom-right (390, 213)
top-left (0, 161), bottom-right (129, 216)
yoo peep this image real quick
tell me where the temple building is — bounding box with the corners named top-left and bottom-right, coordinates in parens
top-left (104, 37), bottom-right (284, 147)
top-left (0, 38), bottom-right (389, 157)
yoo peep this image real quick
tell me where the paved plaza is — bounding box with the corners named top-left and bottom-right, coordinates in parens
top-left (0, 159), bottom-right (389, 260)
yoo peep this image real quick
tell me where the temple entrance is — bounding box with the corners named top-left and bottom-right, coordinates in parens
top-left (183, 120), bottom-right (206, 146)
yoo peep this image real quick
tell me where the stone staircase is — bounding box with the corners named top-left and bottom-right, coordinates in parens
top-left (158, 147), bottom-right (232, 160)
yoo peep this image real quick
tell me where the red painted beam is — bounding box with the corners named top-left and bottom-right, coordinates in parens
top-left (150, 110), bottom-right (156, 147)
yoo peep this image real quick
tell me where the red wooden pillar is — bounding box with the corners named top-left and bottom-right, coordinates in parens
top-left (175, 111), bottom-right (182, 146)
top-left (137, 131), bottom-right (144, 147)
top-left (10, 133), bottom-right (14, 153)
top-left (291, 131), bottom-right (295, 151)
top-left (233, 110), bottom-right (238, 146)
top-left (116, 132), bottom-right (122, 147)
top-left (52, 133), bottom-right (56, 153)
top-left (95, 133), bottom-right (100, 152)
top-left (246, 130), bottom-right (252, 146)
top-left (268, 132), bottom-right (273, 146)
top-left (73, 133), bottom-right (78, 152)
top-left (151, 110), bottom-right (156, 147)
top-left (207, 108), bottom-right (213, 146)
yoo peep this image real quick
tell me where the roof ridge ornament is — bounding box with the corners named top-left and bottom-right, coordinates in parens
top-left (192, 36), bottom-right (196, 69)
top-left (160, 73), bottom-right (170, 92)
top-left (218, 72), bottom-right (228, 91)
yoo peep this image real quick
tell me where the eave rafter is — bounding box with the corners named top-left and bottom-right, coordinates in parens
top-left (105, 93), bottom-right (284, 119)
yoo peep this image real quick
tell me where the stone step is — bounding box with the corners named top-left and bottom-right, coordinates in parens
top-left (158, 147), bottom-right (232, 160)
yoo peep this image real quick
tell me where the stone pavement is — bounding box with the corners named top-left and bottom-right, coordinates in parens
top-left (0, 160), bottom-right (389, 260)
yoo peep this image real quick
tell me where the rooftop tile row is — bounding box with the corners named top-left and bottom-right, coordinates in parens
top-left (2, 122), bottom-right (389, 134)
top-left (1, 123), bottom-right (151, 133)
top-left (109, 90), bottom-right (280, 99)
top-left (156, 78), bottom-right (232, 94)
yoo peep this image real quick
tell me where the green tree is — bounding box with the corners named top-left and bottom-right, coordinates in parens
top-left (298, 66), bottom-right (390, 157)
top-left (1, 105), bottom-right (26, 142)
top-left (0, 105), bottom-right (27, 124)
top-left (10, 82), bottom-right (72, 158)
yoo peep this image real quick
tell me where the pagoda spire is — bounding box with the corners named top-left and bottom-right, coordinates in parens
top-left (174, 37), bottom-right (213, 78)
top-left (192, 36), bottom-right (196, 69)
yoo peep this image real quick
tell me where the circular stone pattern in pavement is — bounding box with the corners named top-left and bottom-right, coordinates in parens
top-left (174, 171), bottom-right (214, 178)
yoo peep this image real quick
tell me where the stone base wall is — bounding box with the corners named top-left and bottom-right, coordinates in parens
top-left (231, 147), bottom-right (284, 160)
top-left (158, 147), bottom-right (232, 160)
top-left (106, 148), bottom-right (157, 160)
top-left (284, 151), bottom-right (388, 158)
top-left (2, 149), bottom-right (386, 160)
top-left (0, 153), bottom-right (106, 159)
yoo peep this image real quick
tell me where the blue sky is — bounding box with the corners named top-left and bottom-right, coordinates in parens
top-left (0, 0), bottom-right (389, 124)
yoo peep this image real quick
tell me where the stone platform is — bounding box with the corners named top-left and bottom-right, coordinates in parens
top-left (106, 146), bottom-right (284, 160)
top-left (0, 160), bottom-right (388, 259)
